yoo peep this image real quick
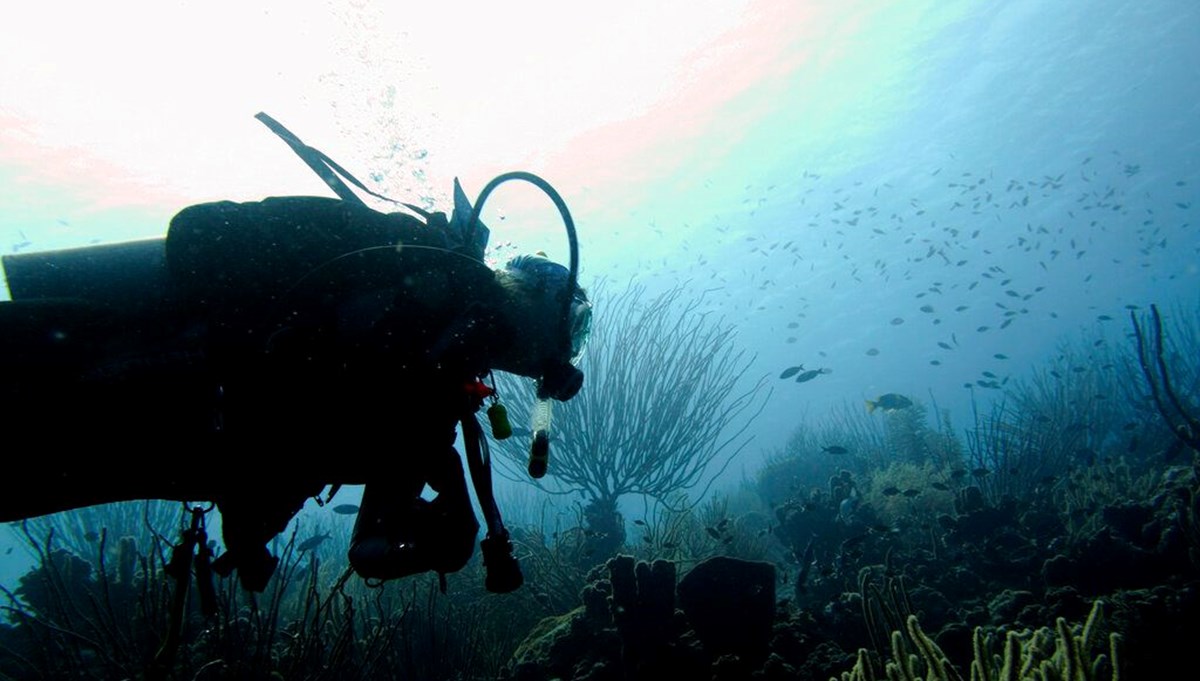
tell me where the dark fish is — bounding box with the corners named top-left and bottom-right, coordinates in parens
top-left (891, 317), bottom-right (905, 325)
top-left (930, 482), bottom-right (950, 491)
top-left (842, 534), bottom-right (868, 548)
top-left (937, 341), bottom-right (953, 350)
top-left (866, 393), bottom-right (912, 413)
top-left (822, 445), bottom-right (849, 455)
top-left (84, 531), bottom-right (100, 543)
top-left (971, 467), bottom-right (991, 478)
top-left (795, 369), bottom-right (821, 383)
top-left (779, 366), bottom-right (805, 380)
top-left (994, 353), bottom-right (1009, 360)
top-left (1165, 439), bottom-right (1186, 463)
top-left (881, 486), bottom-right (901, 496)
top-left (949, 469), bottom-right (968, 479)
top-left (865, 348), bottom-right (880, 356)
top-left (332, 504), bottom-right (360, 515)
top-left (633, 519), bottom-right (646, 526)
top-left (298, 532), bottom-right (332, 553)
top-left (705, 527), bottom-right (722, 540)
top-left (920, 305), bottom-right (935, 313)
top-left (902, 488), bottom-right (921, 498)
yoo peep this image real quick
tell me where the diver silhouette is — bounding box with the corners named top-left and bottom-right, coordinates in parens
top-left (0, 113), bottom-right (591, 594)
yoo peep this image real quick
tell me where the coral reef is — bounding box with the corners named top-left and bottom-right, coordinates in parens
top-left (834, 600), bottom-right (1119, 681)
top-left (502, 554), bottom-right (789, 681)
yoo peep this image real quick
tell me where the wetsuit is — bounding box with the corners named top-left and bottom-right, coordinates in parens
top-left (0, 196), bottom-right (510, 589)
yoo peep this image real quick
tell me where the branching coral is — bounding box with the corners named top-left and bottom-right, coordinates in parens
top-left (1, 517), bottom-right (525, 680)
top-left (491, 282), bottom-right (769, 569)
top-left (833, 600), bottom-right (1119, 681)
top-left (1131, 303), bottom-right (1200, 454)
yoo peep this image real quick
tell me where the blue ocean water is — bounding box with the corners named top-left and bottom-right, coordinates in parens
top-left (0, 1), bottom-right (1197, 675)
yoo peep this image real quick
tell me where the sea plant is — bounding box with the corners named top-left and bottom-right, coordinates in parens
top-left (834, 599), bottom-right (1119, 681)
top-left (492, 281), bottom-right (769, 562)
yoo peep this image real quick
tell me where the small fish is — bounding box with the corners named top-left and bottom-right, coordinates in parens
top-left (332, 504), bottom-right (360, 515)
top-left (920, 305), bottom-right (935, 313)
top-left (930, 482), bottom-right (950, 492)
top-left (866, 393), bottom-right (913, 413)
top-left (84, 531), bottom-right (100, 543)
top-left (298, 532), bottom-right (332, 553)
top-left (994, 353), bottom-right (1009, 360)
top-left (971, 467), bottom-right (991, 478)
top-left (796, 368), bottom-right (831, 383)
top-left (822, 445), bottom-right (849, 455)
top-left (779, 366), bottom-right (805, 380)
top-left (865, 348), bottom-right (880, 356)
top-left (890, 317), bottom-right (905, 325)
top-left (1165, 439), bottom-right (1186, 463)
top-left (902, 488), bottom-right (921, 498)
top-left (842, 534), bottom-right (868, 548)
top-left (881, 486), bottom-right (901, 496)
top-left (633, 519), bottom-right (647, 526)
top-left (705, 527), bottom-right (722, 540)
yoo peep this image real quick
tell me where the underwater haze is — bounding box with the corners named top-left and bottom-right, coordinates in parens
top-left (1, 0), bottom-right (1198, 678)
top-left (3, 1), bottom-right (1197, 459)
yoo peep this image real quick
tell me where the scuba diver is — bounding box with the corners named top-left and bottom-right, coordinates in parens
top-left (0, 113), bottom-right (592, 595)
